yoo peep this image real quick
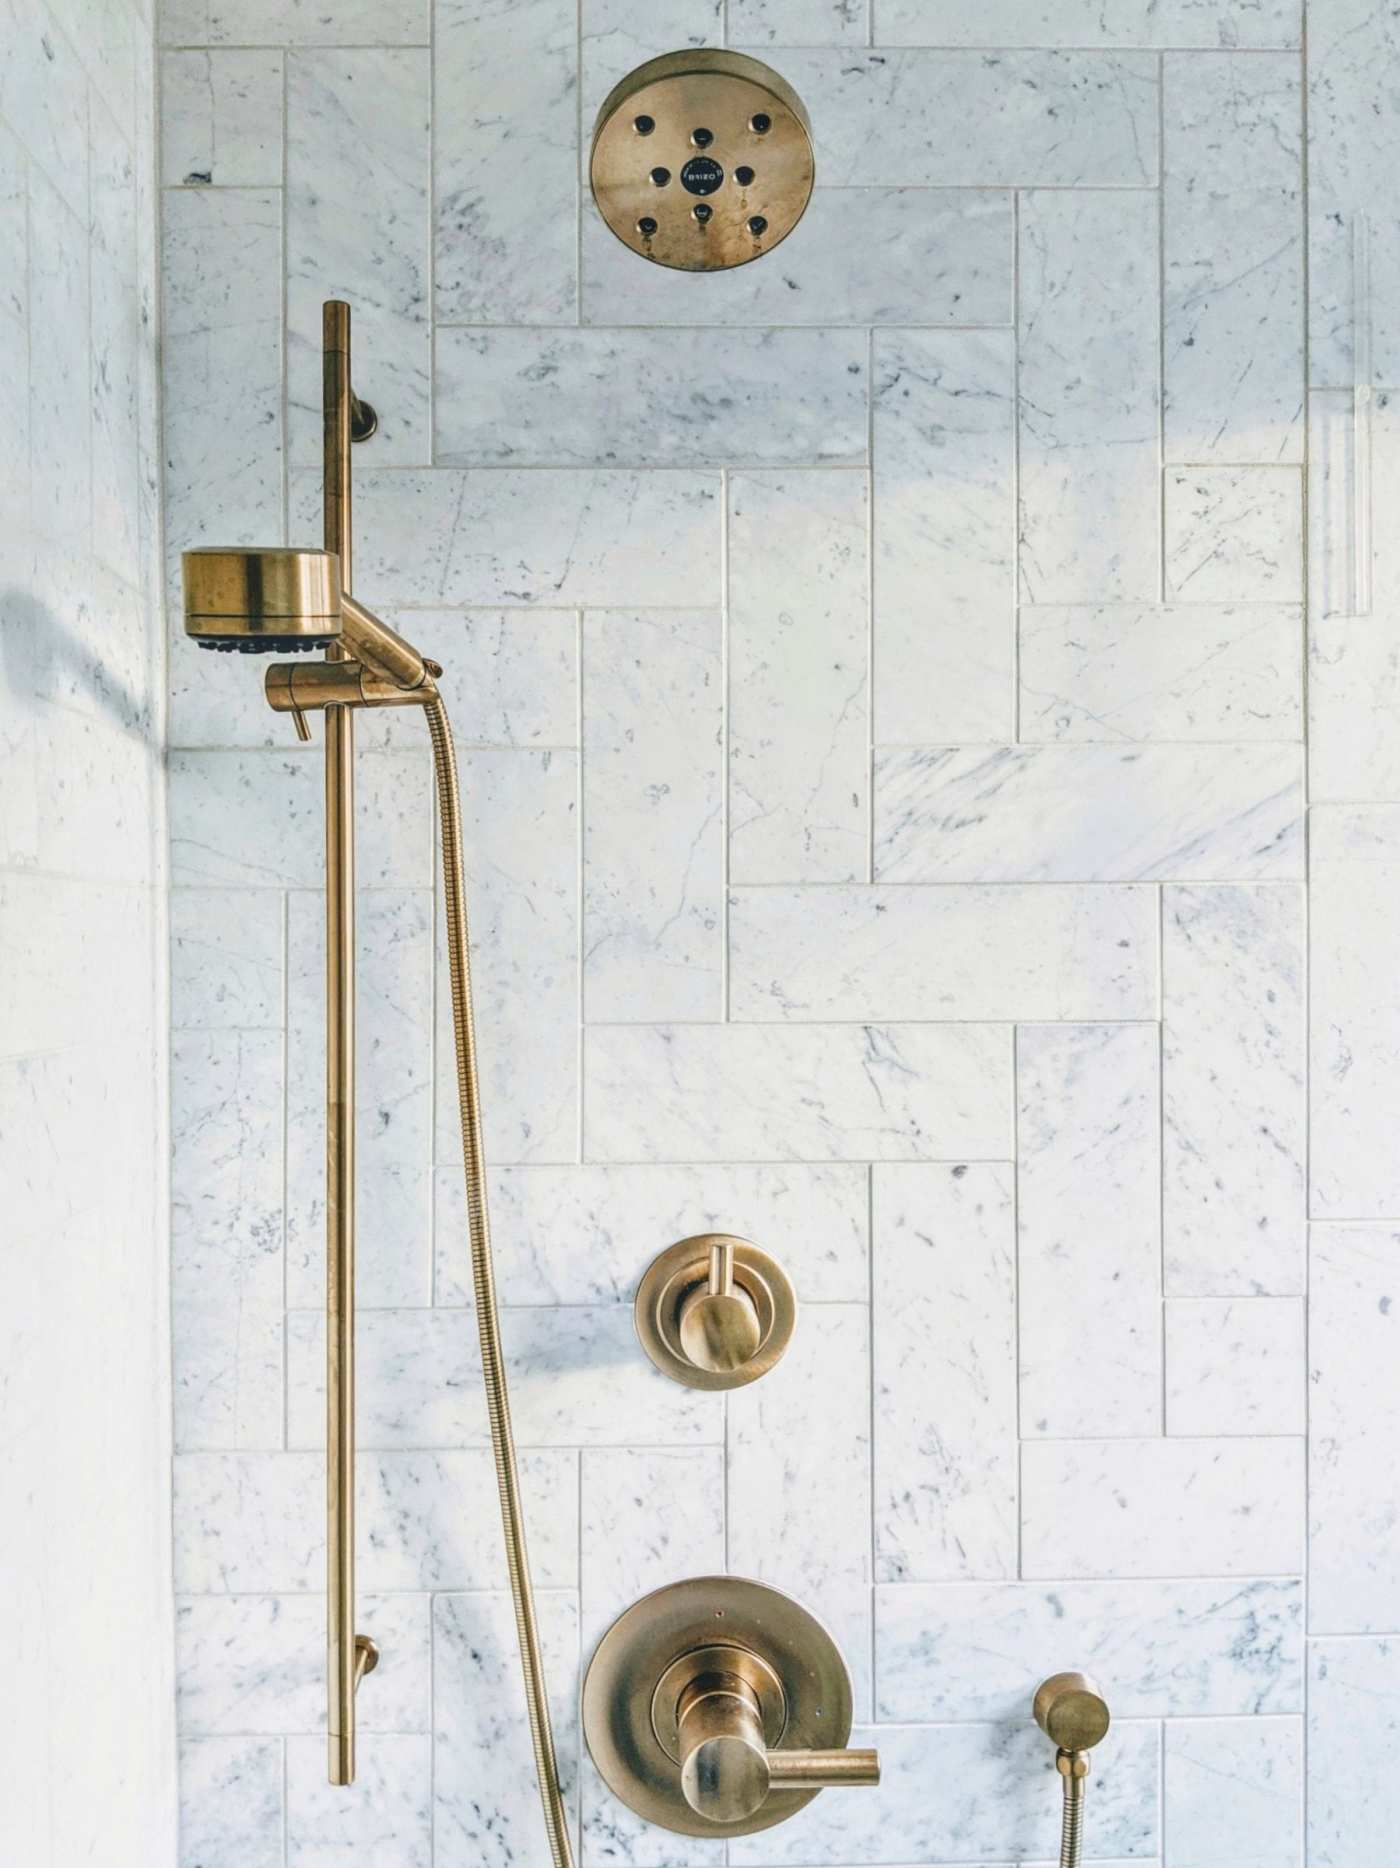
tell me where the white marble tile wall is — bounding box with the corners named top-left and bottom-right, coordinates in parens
top-left (156, 0), bottom-right (1390, 1861)
top-left (2, 0), bottom-right (175, 1860)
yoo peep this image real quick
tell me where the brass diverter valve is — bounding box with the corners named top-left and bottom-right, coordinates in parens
top-left (583, 1577), bottom-right (879, 1838)
top-left (634, 1234), bottom-right (796, 1389)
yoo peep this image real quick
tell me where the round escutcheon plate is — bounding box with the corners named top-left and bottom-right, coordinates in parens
top-left (582, 1577), bottom-right (854, 1838)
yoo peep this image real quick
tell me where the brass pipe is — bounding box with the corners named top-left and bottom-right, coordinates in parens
top-left (323, 298), bottom-right (364, 1787)
top-left (425, 690), bottom-right (574, 1868)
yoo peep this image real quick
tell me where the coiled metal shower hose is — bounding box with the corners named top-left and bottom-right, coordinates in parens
top-left (1057, 1752), bottom-right (1087, 1868)
top-left (425, 693), bottom-right (574, 1868)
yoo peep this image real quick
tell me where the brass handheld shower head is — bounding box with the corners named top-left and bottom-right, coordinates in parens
top-left (182, 547), bottom-right (344, 653)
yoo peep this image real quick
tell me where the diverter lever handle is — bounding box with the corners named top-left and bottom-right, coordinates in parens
top-left (677, 1670), bottom-right (879, 1825)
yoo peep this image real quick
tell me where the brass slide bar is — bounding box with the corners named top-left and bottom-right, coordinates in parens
top-left (323, 300), bottom-right (377, 1785)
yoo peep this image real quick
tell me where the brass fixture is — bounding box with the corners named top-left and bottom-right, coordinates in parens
top-left (1032, 1672), bottom-right (1110, 1868)
top-left (634, 1233), bottom-right (796, 1389)
top-left (179, 302), bottom-right (572, 1867)
top-left (583, 1577), bottom-right (879, 1838)
top-left (590, 49), bottom-right (814, 271)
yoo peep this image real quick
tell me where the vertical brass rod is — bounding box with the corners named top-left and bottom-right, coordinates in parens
top-left (323, 299), bottom-right (359, 1786)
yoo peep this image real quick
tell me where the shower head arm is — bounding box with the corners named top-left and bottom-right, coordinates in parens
top-left (338, 591), bottom-right (431, 690)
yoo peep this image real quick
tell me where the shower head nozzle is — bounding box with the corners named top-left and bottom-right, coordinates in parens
top-left (590, 49), bottom-right (813, 273)
top-left (182, 547), bottom-right (343, 653)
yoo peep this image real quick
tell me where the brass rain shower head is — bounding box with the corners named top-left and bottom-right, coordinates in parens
top-left (590, 49), bottom-right (814, 272)
top-left (182, 546), bottom-right (344, 653)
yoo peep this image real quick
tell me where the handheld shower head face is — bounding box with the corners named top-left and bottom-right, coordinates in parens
top-left (182, 547), bottom-right (344, 653)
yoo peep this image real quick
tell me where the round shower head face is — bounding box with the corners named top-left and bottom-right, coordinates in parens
top-left (590, 50), bottom-right (814, 272)
top-left (183, 547), bottom-right (344, 653)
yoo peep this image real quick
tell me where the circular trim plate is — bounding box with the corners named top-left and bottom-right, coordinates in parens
top-left (590, 50), bottom-right (815, 272)
top-left (582, 1577), bottom-right (854, 1838)
top-left (635, 1234), bottom-right (797, 1391)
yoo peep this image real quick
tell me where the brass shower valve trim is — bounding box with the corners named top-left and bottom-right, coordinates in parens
top-left (634, 1233), bottom-right (796, 1389)
top-left (583, 1577), bottom-right (879, 1838)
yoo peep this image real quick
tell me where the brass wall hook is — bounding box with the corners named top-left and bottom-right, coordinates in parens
top-left (634, 1234), bottom-right (796, 1389)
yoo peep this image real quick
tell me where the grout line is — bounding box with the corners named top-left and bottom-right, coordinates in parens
top-left (866, 328), bottom-right (877, 881)
top-left (1011, 189), bottom-right (1023, 741)
top-left (1299, 5), bottom-right (1314, 1856)
top-left (1158, 883), bottom-right (1168, 1437)
top-left (576, 606), bottom-right (586, 1161)
top-left (1157, 53), bottom-right (1168, 605)
top-left (721, 468), bottom-right (732, 1021)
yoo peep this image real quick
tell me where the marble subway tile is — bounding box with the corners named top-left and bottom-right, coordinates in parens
top-left (177, 1593), bottom-right (431, 1734)
top-left (729, 0), bottom-right (864, 41)
top-left (1018, 189), bottom-right (1159, 606)
top-left (729, 884), bottom-right (1157, 1022)
top-left (160, 0), bottom-right (430, 43)
top-left (91, 243), bottom-right (143, 587)
top-left (287, 1308), bottom-right (487, 1451)
top-left (1165, 1298), bottom-right (1305, 1435)
top-left (171, 889), bottom-right (284, 1030)
top-left (287, 50), bottom-right (430, 467)
top-left (438, 329), bottom-right (868, 468)
top-left (171, 1029), bottom-right (284, 1451)
top-left (874, 329), bottom-right (1016, 742)
top-left (875, 1577), bottom-right (1303, 1720)
top-left (1163, 885), bottom-right (1305, 1295)
top-left (583, 611), bottom-right (723, 1021)
top-left (503, 1306), bottom-right (723, 1446)
top-left (286, 889), bottom-right (433, 1308)
top-left (288, 1305), bottom-right (721, 1448)
top-left (873, 1164), bottom-right (1016, 1583)
top-left (874, 744), bottom-right (1305, 882)
top-left (1021, 1438), bottom-right (1304, 1578)
top-left (1308, 0), bottom-right (1400, 385)
top-left (1018, 605), bottom-right (1303, 743)
top-left (585, 1022), bottom-right (1012, 1162)
top-left (877, 0), bottom-right (1300, 44)
top-left (1309, 1226), bottom-right (1400, 1633)
top-left (431, 747), bottom-right (579, 1165)
top-left (169, 750), bottom-right (433, 891)
top-left (294, 468), bottom-right (721, 609)
top-left (178, 1737), bottom-right (283, 1868)
top-left (1308, 1638), bottom-right (1400, 1867)
top-left (160, 50), bottom-right (282, 188)
top-left (763, 50), bottom-right (1158, 187)
top-left (286, 1735), bottom-right (431, 1868)
top-left (439, 1161), bottom-right (869, 1305)
top-left (582, 189), bottom-right (1013, 327)
top-left (1308, 388), bottom-right (1400, 799)
top-left (27, 174), bottom-right (89, 547)
top-left (1163, 54), bottom-right (1303, 464)
top-left (1165, 1717), bottom-right (1302, 1868)
top-left (434, 1591), bottom-right (579, 1868)
top-left (1165, 466), bottom-right (1304, 602)
top-left (1311, 806), bottom-right (1400, 1217)
top-left (728, 1719), bottom-right (1159, 1865)
top-left (730, 1304), bottom-right (873, 1711)
top-left (728, 470), bottom-right (869, 884)
top-left (1018, 1024), bottom-right (1160, 1438)
top-left (435, 0), bottom-right (576, 322)
top-left (160, 188), bottom-right (281, 557)
top-left (386, 609), bottom-right (578, 749)
top-left (2, 0), bottom-right (89, 223)
top-left (175, 1448), bottom-right (577, 1593)
top-left (580, 1447), bottom-right (724, 1653)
